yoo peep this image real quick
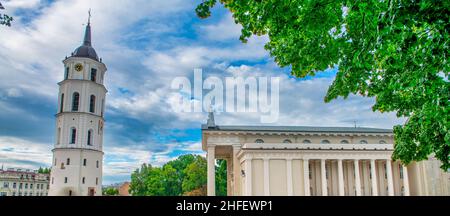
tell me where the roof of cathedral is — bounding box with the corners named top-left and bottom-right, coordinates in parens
top-left (72, 17), bottom-right (99, 61)
top-left (201, 124), bottom-right (393, 133)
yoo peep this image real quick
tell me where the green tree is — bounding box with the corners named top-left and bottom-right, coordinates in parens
top-left (0, 1), bottom-right (13, 27)
top-left (182, 156), bottom-right (207, 193)
top-left (161, 164), bottom-right (181, 196)
top-left (37, 167), bottom-right (50, 174)
top-left (129, 163), bottom-right (152, 196)
top-left (103, 187), bottom-right (119, 196)
top-left (196, 0), bottom-right (450, 169)
top-left (215, 159), bottom-right (227, 196)
top-left (129, 154), bottom-right (228, 196)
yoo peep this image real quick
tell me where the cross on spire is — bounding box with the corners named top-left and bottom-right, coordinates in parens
top-left (88, 8), bottom-right (91, 25)
top-left (83, 9), bottom-right (92, 47)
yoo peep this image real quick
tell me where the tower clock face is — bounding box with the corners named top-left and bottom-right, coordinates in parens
top-left (74, 63), bottom-right (83, 72)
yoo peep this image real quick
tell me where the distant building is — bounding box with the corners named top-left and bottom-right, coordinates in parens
top-left (0, 168), bottom-right (50, 196)
top-left (118, 182), bottom-right (130, 196)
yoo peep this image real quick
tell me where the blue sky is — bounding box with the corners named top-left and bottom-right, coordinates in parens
top-left (0, 0), bottom-right (404, 185)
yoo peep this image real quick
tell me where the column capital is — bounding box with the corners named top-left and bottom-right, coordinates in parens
top-left (207, 144), bottom-right (217, 148)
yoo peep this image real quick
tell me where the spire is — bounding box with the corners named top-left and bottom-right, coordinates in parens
top-left (206, 105), bottom-right (216, 128)
top-left (83, 9), bottom-right (92, 47)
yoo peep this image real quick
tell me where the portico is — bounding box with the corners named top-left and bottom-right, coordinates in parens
top-left (206, 143), bottom-right (411, 196)
top-left (202, 113), bottom-right (450, 196)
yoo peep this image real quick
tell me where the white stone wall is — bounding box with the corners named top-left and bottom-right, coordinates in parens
top-left (49, 149), bottom-right (103, 196)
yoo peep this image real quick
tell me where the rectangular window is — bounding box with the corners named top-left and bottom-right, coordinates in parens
top-left (30, 184), bottom-right (33, 189)
top-left (83, 159), bottom-right (87, 166)
top-left (96, 178), bottom-right (98, 185)
top-left (64, 177), bottom-right (68, 183)
top-left (0, 192), bottom-right (6, 196)
top-left (89, 95), bottom-right (96, 113)
top-left (82, 177), bottom-right (85, 184)
top-left (25, 183), bottom-right (28, 189)
top-left (13, 183), bottom-right (16, 188)
top-left (88, 130), bottom-right (92, 146)
top-left (19, 183), bottom-right (22, 189)
top-left (96, 160), bottom-right (99, 168)
top-left (3, 182), bottom-right (8, 188)
top-left (90, 68), bottom-right (97, 82)
top-left (70, 128), bottom-right (76, 144)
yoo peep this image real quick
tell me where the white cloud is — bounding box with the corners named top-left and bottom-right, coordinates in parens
top-left (3, 0), bottom-right (40, 9)
top-left (198, 13), bottom-right (242, 41)
top-left (0, 136), bottom-right (52, 169)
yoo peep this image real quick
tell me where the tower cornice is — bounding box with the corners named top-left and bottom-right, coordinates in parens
top-left (58, 79), bottom-right (108, 93)
top-left (55, 111), bottom-right (106, 120)
top-left (52, 148), bottom-right (104, 155)
top-left (63, 56), bottom-right (107, 70)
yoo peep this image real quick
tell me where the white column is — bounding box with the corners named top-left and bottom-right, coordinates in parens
top-left (263, 159), bottom-right (270, 196)
top-left (303, 158), bottom-right (310, 196)
top-left (354, 160), bottom-right (361, 196)
top-left (232, 145), bottom-right (241, 196)
top-left (337, 159), bottom-right (345, 196)
top-left (386, 160), bottom-right (394, 196)
top-left (245, 158), bottom-right (252, 196)
top-left (287, 159), bottom-right (293, 196)
top-left (207, 145), bottom-right (216, 196)
top-left (402, 164), bottom-right (410, 196)
top-left (370, 159), bottom-right (378, 196)
top-left (321, 159), bottom-right (327, 196)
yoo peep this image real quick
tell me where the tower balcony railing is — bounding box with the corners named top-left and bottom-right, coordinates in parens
top-left (242, 143), bottom-right (394, 151)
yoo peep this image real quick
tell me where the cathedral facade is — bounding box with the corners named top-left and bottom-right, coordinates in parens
top-left (48, 17), bottom-right (107, 196)
top-left (202, 114), bottom-right (450, 196)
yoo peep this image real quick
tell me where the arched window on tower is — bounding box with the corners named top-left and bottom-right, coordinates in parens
top-left (66, 158), bottom-right (70, 165)
top-left (60, 94), bottom-right (64, 113)
top-left (321, 140), bottom-right (330, 144)
top-left (89, 95), bottom-right (96, 113)
top-left (360, 140), bottom-right (368, 144)
top-left (64, 67), bottom-right (69, 80)
top-left (90, 68), bottom-right (97, 82)
top-left (283, 139), bottom-right (292, 143)
top-left (70, 128), bottom-right (76, 144)
top-left (72, 92), bottom-right (80, 111)
top-left (340, 140), bottom-right (349, 144)
top-left (302, 139), bottom-right (311, 144)
top-left (87, 130), bottom-right (93, 146)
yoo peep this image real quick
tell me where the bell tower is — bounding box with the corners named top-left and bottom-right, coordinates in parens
top-left (49, 12), bottom-right (107, 196)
